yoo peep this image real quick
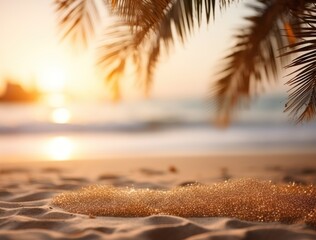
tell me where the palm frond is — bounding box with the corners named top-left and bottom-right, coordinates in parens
top-left (98, 1), bottom-right (171, 98)
top-left (55, 0), bottom-right (316, 123)
top-left (55, 0), bottom-right (101, 47)
top-left (97, 22), bottom-right (132, 100)
top-left (219, 0), bottom-right (240, 9)
top-left (98, 0), bottom-right (224, 98)
top-left (159, 0), bottom-right (214, 49)
top-left (56, 0), bottom-right (241, 99)
top-left (106, 0), bottom-right (170, 27)
top-left (213, 0), bottom-right (291, 126)
top-left (284, 5), bottom-right (316, 122)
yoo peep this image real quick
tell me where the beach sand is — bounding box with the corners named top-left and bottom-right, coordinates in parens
top-left (1, 153), bottom-right (316, 240)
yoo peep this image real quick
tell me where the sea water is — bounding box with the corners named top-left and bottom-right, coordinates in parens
top-left (0, 95), bottom-right (315, 161)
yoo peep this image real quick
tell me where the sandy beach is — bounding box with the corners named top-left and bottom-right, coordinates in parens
top-left (1, 153), bottom-right (316, 240)
top-left (1, 0), bottom-right (316, 239)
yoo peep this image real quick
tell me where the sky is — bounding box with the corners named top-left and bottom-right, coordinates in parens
top-left (0, 0), bottom-right (284, 101)
top-left (0, 0), bottom-right (99, 98)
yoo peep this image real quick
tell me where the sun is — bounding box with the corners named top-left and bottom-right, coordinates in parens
top-left (51, 108), bottom-right (71, 124)
top-left (37, 65), bottom-right (67, 93)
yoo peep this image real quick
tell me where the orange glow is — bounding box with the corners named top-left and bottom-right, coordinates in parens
top-left (51, 108), bottom-right (71, 124)
top-left (284, 22), bottom-right (296, 45)
top-left (45, 136), bottom-right (74, 161)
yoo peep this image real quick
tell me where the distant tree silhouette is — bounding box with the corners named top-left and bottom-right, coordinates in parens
top-left (55, 0), bottom-right (316, 124)
top-left (0, 78), bottom-right (39, 102)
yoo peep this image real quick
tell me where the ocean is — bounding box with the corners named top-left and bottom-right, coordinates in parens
top-left (0, 95), bottom-right (315, 162)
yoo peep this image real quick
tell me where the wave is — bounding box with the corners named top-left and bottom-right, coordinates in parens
top-left (0, 96), bottom-right (316, 136)
top-left (0, 120), bottom-right (211, 134)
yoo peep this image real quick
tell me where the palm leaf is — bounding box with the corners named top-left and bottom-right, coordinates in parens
top-left (284, 6), bottom-right (316, 122)
top-left (159, 0), bottom-right (214, 49)
top-left (56, 0), bottom-right (240, 99)
top-left (213, 0), bottom-right (291, 126)
top-left (97, 22), bottom-right (132, 99)
top-left (98, 0), bottom-right (227, 98)
top-left (53, 0), bottom-right (316, 124)
top-left (55, 0), bottom-right (101, 47)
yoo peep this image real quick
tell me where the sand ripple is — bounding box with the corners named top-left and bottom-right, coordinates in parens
top-left (0, 164), bottom-right (316, 240)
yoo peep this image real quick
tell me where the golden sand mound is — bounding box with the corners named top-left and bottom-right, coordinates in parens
top-left (52, 179), bottom-right (316, 226)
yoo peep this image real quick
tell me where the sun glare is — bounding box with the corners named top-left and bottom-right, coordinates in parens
top-left (37, 66), bottom-right (66, 92)
top-left (51, 108), bottom-right (71, 124)
top-left (46, 137), bottom-right (74, 161)
top-left (45, 93), bottom-right (66, 107)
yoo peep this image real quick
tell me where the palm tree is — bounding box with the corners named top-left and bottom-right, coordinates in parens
top-left (55, 0), bottom-right (316, 125)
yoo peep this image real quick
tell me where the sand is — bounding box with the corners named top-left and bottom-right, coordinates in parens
top-left (1, 153), bottom-right (316, 240)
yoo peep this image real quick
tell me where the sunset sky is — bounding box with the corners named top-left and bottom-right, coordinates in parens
top-left (0, 0), bottom-right (283, 101)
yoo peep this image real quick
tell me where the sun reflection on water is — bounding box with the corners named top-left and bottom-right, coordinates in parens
top-left (46, 137), bottom-right (74, 161)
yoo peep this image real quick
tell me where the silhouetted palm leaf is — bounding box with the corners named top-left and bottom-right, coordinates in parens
top-left (98, 0), bottom-right (224, 98)
top-left (97, 22), bottom-right (132, 100)
top-left (159, 0), bottom-right (214, 49)
top-left (284, 5), bottom-right (316, 122)
top-left (56, 0), bottom-right (238, 99)
top-left (55, 0), bottom-right (101, 47)
top-left (214, 0), bottom-right (316, 124)
top-left (55, 0), bottom-right (316, 123)
top-left (213, 0), bottom-right (291, 125)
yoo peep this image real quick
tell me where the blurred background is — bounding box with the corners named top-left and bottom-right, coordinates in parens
top-left (0, 0), bottom-right (315, 162)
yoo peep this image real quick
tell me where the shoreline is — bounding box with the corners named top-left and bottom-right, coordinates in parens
top-left (1, 150), bottom-right (316, 162)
